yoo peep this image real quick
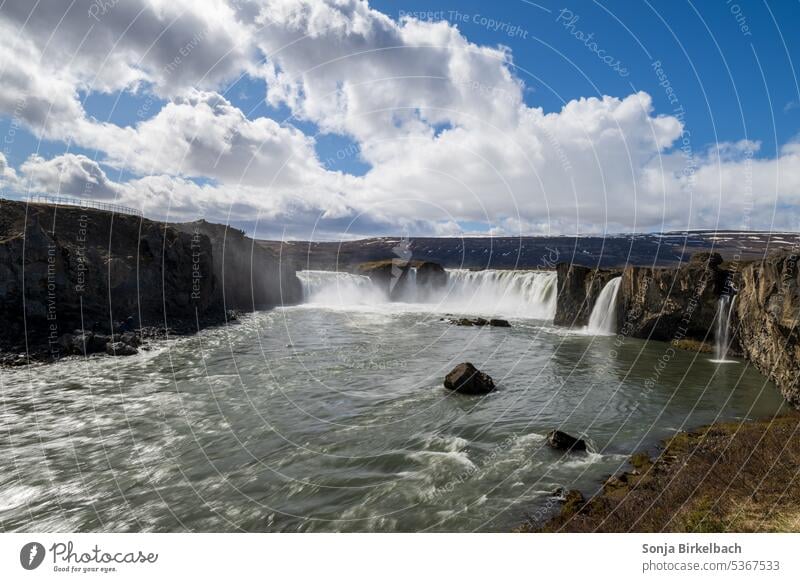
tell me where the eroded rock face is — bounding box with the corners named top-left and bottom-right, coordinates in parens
top-left (554, 264), bottom-right (622, 327)
top-left (357, 259), bottom-right (447, 301)
top-left (416, 261), bottom-right (448, 294)
top-left (617, 257), bottom-right (727, 341)
top-left (176, 220), bottom-right (301, 311)
top-left (0, 200), bottom-right (216, 355)
top-left (734, 251), bottom-right (800, 406)
top-left (443, 362), bottom-right (496, 395)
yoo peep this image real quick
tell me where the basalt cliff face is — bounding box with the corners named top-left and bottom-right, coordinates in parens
top-left (0, 200), bottom-right (302, 359)
top-left (176, 220), bottom-right (301, 312)
top-left (553, 263), bottom-right (621, 327)
top-left (616, 253), bottom-right (728, 342)
top-left (735, 252), bottom-right (800, 406)
top-left (554, 251), bottom-right (800, 406)
top-left (0, 200), bottom-right (215, 353)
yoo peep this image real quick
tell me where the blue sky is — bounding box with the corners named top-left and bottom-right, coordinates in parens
top-left (1, 0), bottom-right (799, 238)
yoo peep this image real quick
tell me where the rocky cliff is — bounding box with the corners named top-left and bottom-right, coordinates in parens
top-left (554, 250), bottom-right (800, 406)
top-left (0, 200), bottom-right (216, 355)
top-left (616, 253), bottom-right (728, 342)
top-left (356, 259), bottom-right (447, 301)
top-left (735, 252), bottom-right (800, 406)
top-left (0, 200), bottom-right (302, 360)
top-left (553, 264), bottom-right (621, 327)
top-left (176, 220), bottom-right (301, 312)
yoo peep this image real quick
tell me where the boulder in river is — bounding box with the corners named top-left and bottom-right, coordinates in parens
top-left (443, 362), bottom-right (496, 395)
top-left (105, 341), bottom-right (138, 357)
top-left (489, 318), bottom-right (511, 327)
top-left (546, 429), bottom-right (587, 452)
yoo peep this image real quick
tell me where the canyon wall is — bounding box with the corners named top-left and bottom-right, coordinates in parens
top-left (554, 250), bottom-right (800, 406)
top-left (176, 220), bottom-right (301, 312)
top-left (0, 200), bottom-right (302, 357)
top-left (616, 253), bottom-right (727, 342)
top-left (735, 252), bottom-right (800, 406)
top-left (0, 200), bottom-right (215, 353)
top-left (553, 264), bottom-right (621, 327)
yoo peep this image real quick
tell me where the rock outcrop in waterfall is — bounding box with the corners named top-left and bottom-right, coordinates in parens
top-left (554, 263), bottom-right (621, 327)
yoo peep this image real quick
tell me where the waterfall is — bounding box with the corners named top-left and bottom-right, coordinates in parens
top-left (298, 271), bottom-right (386, 305)
top-left (586, 277), bottom-right (622, 335)
top-left (439, 270), bottom-right (557, 319)
top-left (712, 295), bottom-right (737, 363)
top-left (296, 269), bottom-right (558, 319)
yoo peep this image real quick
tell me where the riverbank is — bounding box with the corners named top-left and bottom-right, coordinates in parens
top-left (522, 412), bottom-right (800, 532)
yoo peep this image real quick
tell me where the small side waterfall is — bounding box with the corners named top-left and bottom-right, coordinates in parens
top-left (586, 277), bottom-right (622, 335)
top-left (712, 294), bottom-right (737, 363)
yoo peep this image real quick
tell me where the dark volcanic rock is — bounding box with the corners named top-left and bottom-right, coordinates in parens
top-left (443, 362), bottom-right (496, 395)
top-left (546, 430), bottom-right (587, 452)
top-left (689, 251), bottom-right (724, 268)
top-left (0, 199), bottom-right (302, 362)
top-left (450, 317), bottom-right (510, 327)
top-left (735, 251), bottom-right (800, 406)
top-left (554, 264), bottom-right (621, 327)
top-left (0, 200), bottom-right (216, 356)
top-left (617, 253), bottom-right (728, 341)
top-left (176, 220), bottom-right (301, 311)
top-left (105, 341), bottom-right (138, 356)
top-left (357, 259), bottom-right (411, 300)
top-left (416, 261), bottom-right (448, 296)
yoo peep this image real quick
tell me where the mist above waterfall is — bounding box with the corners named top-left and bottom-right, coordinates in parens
top-left (298, 269), bottom-right (557, 319)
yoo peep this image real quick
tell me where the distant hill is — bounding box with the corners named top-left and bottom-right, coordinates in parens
top-left (258, 231), bottom-right (800, 270)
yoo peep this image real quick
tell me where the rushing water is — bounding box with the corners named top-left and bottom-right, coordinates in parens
top-left (586, 277), bottom-right (622, 335)
top-left (712, 295), bottom-right (738, 364)
top-left (0, 270), bottom-right (784, 532)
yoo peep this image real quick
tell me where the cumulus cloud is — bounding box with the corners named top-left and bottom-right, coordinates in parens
top-left (0, 0), bottom-right (798, 237)
top-left (21, 154), bottom-right (125, 199)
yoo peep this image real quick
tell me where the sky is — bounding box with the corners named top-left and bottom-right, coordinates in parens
top-left (0, 0), bottom-right (799, 240)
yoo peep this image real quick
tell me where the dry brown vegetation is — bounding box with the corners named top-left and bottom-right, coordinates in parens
top-left (519, 413), bottom-right (800, 532)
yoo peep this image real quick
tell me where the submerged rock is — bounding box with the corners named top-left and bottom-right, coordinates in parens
top-left (443, 362), bottom-right (495, 395)
top-left (450, 317), bottom-right (510, 327)
top-left (546, 430), bottom-right (587, 452)
top-left (105, 342), bottom-right (138, 356)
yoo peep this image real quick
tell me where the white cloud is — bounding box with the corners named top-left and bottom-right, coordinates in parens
top-left (1, 0), bottom-right (799, 237)
top-left (20, 154), bottom-right (124, 199)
